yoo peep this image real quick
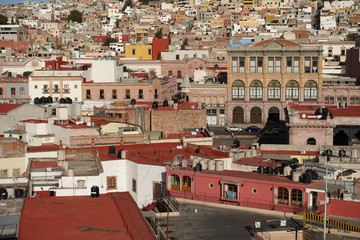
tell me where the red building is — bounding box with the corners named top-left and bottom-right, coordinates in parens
top-left (167, 166), bottom-right (328, 213)
top-left (0, 41), bottom-right (28, 52)
top-left (92, 34), bottom-right (112, 44)
top-left (152, 38), bottom-right (169, 60)
top-left (45, 57), bottom-right (91, 70)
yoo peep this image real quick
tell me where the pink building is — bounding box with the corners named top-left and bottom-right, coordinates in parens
top-left (167, 166), bottom-right (328, 213)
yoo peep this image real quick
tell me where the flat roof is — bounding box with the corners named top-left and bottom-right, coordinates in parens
top-left (19, 192), bottom-right (156, 240)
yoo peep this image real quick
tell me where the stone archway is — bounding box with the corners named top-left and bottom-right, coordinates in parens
top-left (268, 107), bottom-right (280, 122)
top-left (233, 107), bottom-right (244, 123)
top-left (250, 107), bottom-right (262, 123)
top-left (334, 130), bottom-right (349, 146)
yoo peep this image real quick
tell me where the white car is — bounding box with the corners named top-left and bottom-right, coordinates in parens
top-left (225, 126), bottom-right (242, 132)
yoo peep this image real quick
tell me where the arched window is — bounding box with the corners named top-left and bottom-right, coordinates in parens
top-left (250, 80), bottom-right (263, 99)
top-left (286, 80), bottom-right (299, 100)
top-left (304, 80), bottom-right (317, 100)
top-left (307, 138), bottom-right (316, 145)
top-left (171, 174), bottom-right (180, 191)
top-left (291, 189), bottom-right (302, 206)
top-left (278, 187), bottom-right (289, 205)
top-left (168, 70), bottom-right (173, 76)
top-left (182, 176), bottom-right (192, 192)
top-left (232, 80), bottom-right (245, 99)
top-left (268, 80), bottom-right (281, 100)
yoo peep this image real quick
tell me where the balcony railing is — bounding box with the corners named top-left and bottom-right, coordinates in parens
top-left (63, 89), bottom-right (70, 93)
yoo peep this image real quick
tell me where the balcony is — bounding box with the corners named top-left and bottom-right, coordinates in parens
top-left (53, 89), bottom-right (60, 93)
top-left (63, 89), bottom-right (70, 93)
top-left (42, 89), bottom-right (49, 93)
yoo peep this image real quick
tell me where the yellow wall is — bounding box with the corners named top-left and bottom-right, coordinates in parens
top-left (125, 45), bottom-right (152, 60)
top-left (290, 155), bottom-right (317, 165)
top-left (0, 157), bottom-right (26, 178)
top-left (100, 122), bottom-right (142, 135)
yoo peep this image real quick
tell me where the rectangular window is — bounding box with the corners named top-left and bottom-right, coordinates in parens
top-left (232, 57), bottom-right (238, 73)
top-left (350, 97), bottom-right (354, 104)
top-left (325, 97), bottom-right (330, 104)
top-left (43, 84), bottom-right (48, 92)
top-left (176, 54), bottom-right (180, 60)
top-left (220, 109), bottom-right (225, 114)
top-left (0, 88), bottom-right (3, 96)
top-left (54, 85), bottom-right (59, 92)
top-left (257, 57), bottom-right (263, 73)
top-left (112, 89), bottom-right (117, 99)
top-left (305, 57), bottom-right (311, 73)
top-left (132, 178), bottom-right (137, 193)
top-left (286, 57), bottom-right (292, 73)
top-left (148, 48), bottom-right (151, 55)
top-left (239, 57), bottom-right (245, 73)
top-left (154, 89), bottom-right (158, 98)
top-left (107, 176), bottom-right (117, 189)
top-left (312, 57), bottom-right (318, 73)
top-left (275, 57), bottom-right (281, 73)
top-left (10, 88), bottom-right (15, 96)
top-left (13, 169), bottom-right (20, 178)
top-left (329, 97), bottom-right (334, 104)
top-left (64, 84), bottom-right (69, 91)
top-left (250, 57), bottom-right (256, 73)
top-left (86, 89), bottom-right (91, 99)
top-left (0, 170), bottom-right (7, 178)
top-left (126, 89), bottom-right (130, 99)
top-left (132, 49), bottom-right (136, 55)
top-left (100, 89), bottom-right (104, 99)
top-left (294, 57), bottom-right (300, 73)
top-left (19, 87), bottom-right (25, 96)
top-left (138, 89), bottom-right (143, 99)
top-left (268, 57), bottom-right (274, 73)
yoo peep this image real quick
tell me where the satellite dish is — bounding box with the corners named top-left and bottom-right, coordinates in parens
top-left (7, 126), bottom-right (11, 131)
top-left (195, 128), bottom-right (199, 132)
top-left (145, 139), bottom-right (150, 145)
top-left (209, 131), bottom-right (214, 136)
top-left (302, 114), bottom-right (307, 119)
top-left (191, 105), bottom-right (195, 109)
top-left (87, 122), bottom-right (91, 127)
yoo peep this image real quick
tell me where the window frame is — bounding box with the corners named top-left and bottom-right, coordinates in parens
top-left (107, 176), bottom-right (117, 190)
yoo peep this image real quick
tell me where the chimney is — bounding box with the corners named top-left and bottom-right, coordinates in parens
top-left (91, 138), bottom-right (95, 147)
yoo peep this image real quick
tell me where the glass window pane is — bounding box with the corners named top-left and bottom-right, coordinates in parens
top-left (276, 57), bottom-right (281, 73)
top-left (232, 57), bottom-right (238, 73)
top-left (268, 57), bottom-right (274, 73)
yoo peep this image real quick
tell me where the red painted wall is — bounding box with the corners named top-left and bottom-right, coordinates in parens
top-left (152, 38), bottom-right (169, 60)
top-left (328, 199), bottom-right (360, 219)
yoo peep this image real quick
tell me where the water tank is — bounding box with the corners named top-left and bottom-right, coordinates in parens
top-left (292, 172), bottom-right (301, 182)
top-left (216, 160), bottom-right (224, 171)
top-left (108, 145), bottom-right (115, 154)
top-left (195, 162), bottom-right (202, 172)
top-left (0, 187), bottom-right (8, 200)
top-left (208, 160), bottom-right (216, 170)
top-left (200, 159), bottom-right (208, 170)
top-left (131, 99), bottom-right (136, 105)
top-left (339, 149), bottom-right (346, 157)
top-left (257, 166), bottom-right (264, 174)
top-left (232, 139), bottom-right (240, 148)
top-left (15, 188), bottom-right (24, 198)
top-left (52, 108), bottom-right (56, 115)
top-left (301, 173), bottom-right (311, 184)
top-left (59, 98), bottom-right (66, 104)
top-left (163, 100), bottom-right (169, 107)
top-left (192, 157), bottom-right (200, 168)
top-left (266, 166), bottom-right (273, 175)
top-left (65, 98), bottom-right (72, 104)
top-left (152, 101), bottom-right (158, 109)
top-left (91, 186), bottom-right (99, 198)
top-left (283, 166), bottom-right (292, 177)
top-left (34, 97), bottom-right (40, 105)
top-left (306, 169), bottom-right (319, 180)
top-left (117, 150), bottom-right (122, 159)
top-left (121, 150), bottom-right (127, 159)
top-left (47, 96), bottom-right (53, 103)
top-left (48, 190), bottom-right (55, 197)
top-left (275, 166), bottom-right (282, 175)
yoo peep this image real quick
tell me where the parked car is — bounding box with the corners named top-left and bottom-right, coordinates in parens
top-left (225, 126), bottom-right (242, 132)
top-left (245, 126), bottom-right (261, 132)
top-left (263, 129), bottom-right (279, 136)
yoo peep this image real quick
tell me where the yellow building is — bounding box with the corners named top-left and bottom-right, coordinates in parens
top-left (125, 45), bottom-right (152, 60)
top-left (135, 29), bottom-right (149, 43)
top-left (242, 0), bottom-right (254, 10)
top-left (210, 18), bottom-right (223, 28)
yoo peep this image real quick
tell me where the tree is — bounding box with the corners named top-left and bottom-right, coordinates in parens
top-left (154, 28), bottom-right (163, 39)
top-left (115, 19), bottom-right (120, 28)
top-left (68, 10), bottom-right (83, 23)
top-left (122, 0), bottom-right (132, 12)
top-left (0, 14), bottom-right (8, 25)
top-left (103, 37), bottom-right (116, 46)
top-left (180, 38), bottom-right (188, 50)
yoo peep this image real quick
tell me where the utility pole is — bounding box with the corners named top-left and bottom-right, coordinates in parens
top-left (323, 163), bottom-right (328, 240)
